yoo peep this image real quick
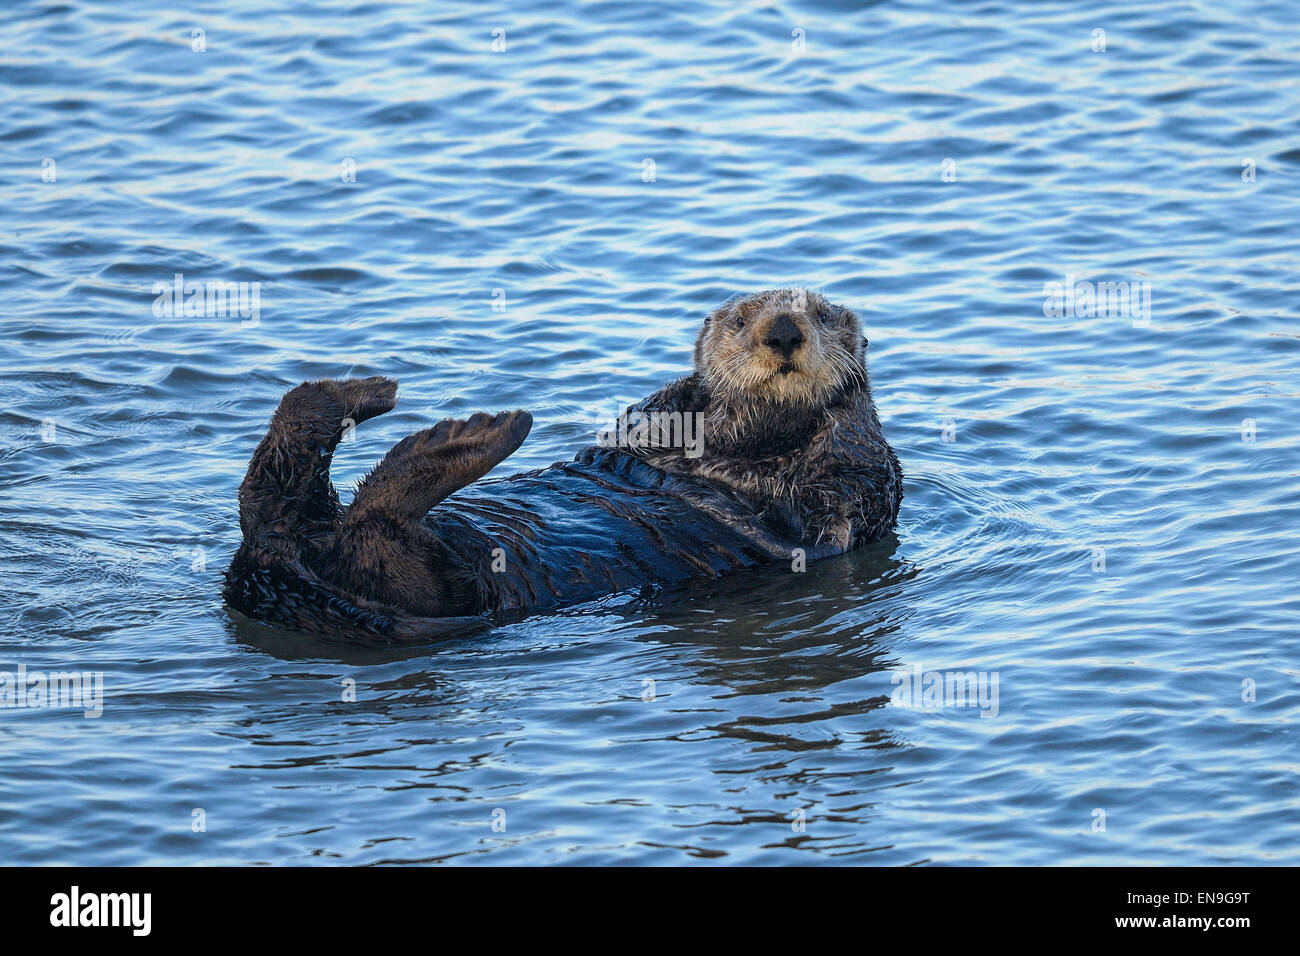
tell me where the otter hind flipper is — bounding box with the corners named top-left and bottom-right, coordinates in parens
top-left (328, 375), bottom-right (400, 427)
top-left (271, 375), bottom-right (398, 434)
top-left (236, 375), bottom-right (400, 543)
top-left (345, 409), bottom-right (533, 524)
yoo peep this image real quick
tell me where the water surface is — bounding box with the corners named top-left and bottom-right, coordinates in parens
top-left (1, 0), bottom-right (1298, 864)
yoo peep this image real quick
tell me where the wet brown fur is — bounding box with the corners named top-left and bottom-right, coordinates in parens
top-left (628, 289), bottom-right (900, 551)
top-left (224, 290), bottom-right (902, 641)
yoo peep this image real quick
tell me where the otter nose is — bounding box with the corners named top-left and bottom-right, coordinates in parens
top-left (764, 314), bottom-right (804, 357)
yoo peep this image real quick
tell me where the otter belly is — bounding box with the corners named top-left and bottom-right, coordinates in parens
top-left (427, 448), bottom-right (777, 614)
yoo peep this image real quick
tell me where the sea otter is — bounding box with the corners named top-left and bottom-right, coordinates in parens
top-left (224, 289), bottom-right (903, 641)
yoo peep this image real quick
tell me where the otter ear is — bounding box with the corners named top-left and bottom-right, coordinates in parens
top-left (693, 325), bottom-right (707, 371)
top-left (694, 307), bottom-right (723, 371)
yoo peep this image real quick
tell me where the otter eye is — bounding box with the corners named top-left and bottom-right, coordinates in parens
top-left (735, 314), bottom-right (746, 329)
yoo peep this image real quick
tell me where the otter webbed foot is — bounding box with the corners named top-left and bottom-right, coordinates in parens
top-left (236, 376), bottom-right (400, 544)
top-left (344, 410), bottom-right (533, 524)
top-left (272, 375), bottom-right (399, 443)
top-left (318, 410), bottom-right (533, 618)
top-left (329, 375), bottom-right (400, 427)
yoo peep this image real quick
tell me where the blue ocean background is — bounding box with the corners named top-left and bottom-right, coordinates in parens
top-left (1, 0), bottom-right (1297, 864)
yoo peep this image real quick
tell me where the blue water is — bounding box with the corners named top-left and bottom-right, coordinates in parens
top-left (2, 0), bottom-right (1298, 865)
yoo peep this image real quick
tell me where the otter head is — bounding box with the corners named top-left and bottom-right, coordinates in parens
top-left (694, 289), bottom-right (866, 413)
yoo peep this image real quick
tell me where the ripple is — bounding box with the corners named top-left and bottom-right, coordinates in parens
top-left (0, 0), bottom-right (1297, 866)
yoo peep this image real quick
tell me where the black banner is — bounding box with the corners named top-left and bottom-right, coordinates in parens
top-left (0, 866), bottom-right (1277, 942)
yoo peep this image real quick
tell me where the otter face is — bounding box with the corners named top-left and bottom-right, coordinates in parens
top-left (693, 289), bottom-right (865, 408)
